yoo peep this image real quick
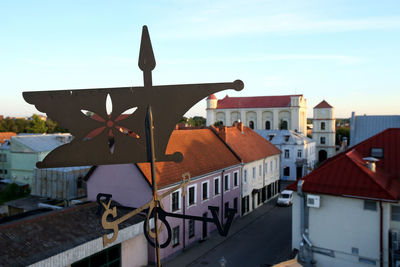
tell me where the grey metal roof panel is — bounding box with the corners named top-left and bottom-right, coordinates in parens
top-left (11, 134), bottom-right (72, 152)
top-left (351, 115), bottom-right (400, 146)
top-left (255, 129), bottom-right (314, 145)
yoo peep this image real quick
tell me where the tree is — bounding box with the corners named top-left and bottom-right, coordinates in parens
top-left (189, 116), bottom-right (206, 127)
top-left (26, 115), bottom-right (48, 133)
top-left (336, 127), bottom-right (350, 145)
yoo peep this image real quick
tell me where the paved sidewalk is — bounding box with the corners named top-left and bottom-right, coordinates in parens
top-left (164, 197), bottom-right (279, 267)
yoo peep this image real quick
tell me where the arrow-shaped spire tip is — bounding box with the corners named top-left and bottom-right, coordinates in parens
top-left (138, 25), bottom-right (156, 72)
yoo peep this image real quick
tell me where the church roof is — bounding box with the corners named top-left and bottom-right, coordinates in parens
top-left (207, 94), bottom-right (217, 100)
top-left (215, 95), bottom-right (303, 109)
top-left (314, 100), bottom-right (333, 109)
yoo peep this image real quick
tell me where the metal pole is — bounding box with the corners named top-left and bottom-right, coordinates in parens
top-left (147, 106), bottom-right (161, 267)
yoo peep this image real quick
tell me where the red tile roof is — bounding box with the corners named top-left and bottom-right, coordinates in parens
top-left (0, 132), bottom-right (16, 144)
top-left (138, 128), bottom-right (241, 188)
top-left (207, 94), bottom-right (217, 100)
top-left (213, 124), bottom-right (281, 163)
top-left (314, 100), bottom-right (333, 109)
top-left (287, 128), bottom-right (400, 201)
top-left (215, 95), bottom-right (303, 109)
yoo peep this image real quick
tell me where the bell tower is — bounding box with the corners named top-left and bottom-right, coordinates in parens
top-left (313, 100), bottom-right (336, 162)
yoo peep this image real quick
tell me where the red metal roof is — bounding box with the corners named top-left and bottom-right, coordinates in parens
top-left (314, 100), bottom-right (333, 109)
top-left (138, 128), bottom-right (241, 188)
top-left (0, 132), bottom-right (16, 144)
top-left (287, 128), bottom-right (400, 201)
top-left (215, 95), bottom-right (302, 109)
top-left (213, 124), bottom-right (281, 163)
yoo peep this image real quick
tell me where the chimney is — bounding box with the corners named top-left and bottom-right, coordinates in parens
top-left (235, 122), bottom-right (244, 133)
top-left (363, 157), bottom-right (379, 173)
top-left (220, 126), bottom-right (227, 141)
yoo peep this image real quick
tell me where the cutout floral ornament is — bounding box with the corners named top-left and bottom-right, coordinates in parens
top-left (81, 94), bottom-right (139, 154)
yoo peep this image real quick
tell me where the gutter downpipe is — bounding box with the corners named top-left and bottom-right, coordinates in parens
top-left (221, 169), bottom-right (225, 227)
top-left (380, 201), bottom-right (383, 267)
top-left (297, 180), bottom-right (314, 267)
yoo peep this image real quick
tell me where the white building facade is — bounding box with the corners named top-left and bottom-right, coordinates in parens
top-left (206, 94), bottom-right (308, 136)
top-left (312, 100), bottom-right (336, 162)
top-left (256, 130), bottom-right (316, 181)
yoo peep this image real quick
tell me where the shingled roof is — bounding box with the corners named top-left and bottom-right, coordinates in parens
top-left (214, 95), bottom-right (303, 109)
top-left (287, 128), bottom-right (400, 201)
top-left (213, 124), bottom-right (281, 163)
top-left (0, 202), bottom-right (144, 266)
top-left (138, 128), bottom-right (241, 188)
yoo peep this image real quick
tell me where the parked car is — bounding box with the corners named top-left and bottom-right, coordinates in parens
top-left (277, 190), bottom-right (293, 206)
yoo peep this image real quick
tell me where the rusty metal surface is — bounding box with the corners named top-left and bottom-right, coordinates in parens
top-left (23, 26), bottom-right (243, 168)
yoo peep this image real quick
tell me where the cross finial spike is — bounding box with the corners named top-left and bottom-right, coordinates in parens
top-left (138, 25), bottom-right (156, 72)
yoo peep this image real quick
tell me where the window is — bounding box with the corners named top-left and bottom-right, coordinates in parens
top-left (244, 170), bottom-right (247, 183)
top-left (188, 185), bottom-right (196, 206)
top-left (234, 197), bottom-right (238, 214)
top-left (321, 122), bottom-right (325, 130)
top-left (202, 181), bottom-right (209, 201)
top-left (284, 135), bottom-right (290, 142)
top-left (172, 226), bottom-right (180, 246)
top-left (265, 162), bottom-right (268, 174)
top-left (392, 206), bottom-right (400, 221)
top-left (171, 190), bottom-right (180, 212)
top-left (364, 200), bottom-right (377, 211)
top-left (265, 121), bottom-right (271, 130)
top-left (268, 135), bottom-right (274, 141)
top-left (259, 165), bottom-right (262, 176)
top-left (224, 202), bottom-right (229, 218)
top-left (284, 167), bottom-right (290, 176)
top-left (249, 121), bottom-right (254, 129)
top-left (189, 219), bottom-right (195, 238)
top-left (371, 147), bottom-right (384, 158)
top-left (233, 172), bottom-right (239, 187)
top-left (4, 170), bottom-right (7, 174)
top-left (284, 150), bottom-right (290, 158)
top-left (214, 177), bottom-right (220, 196)
top-left (77, 177), bottom-right (83, 189)
top-left (72, 243), bottom-right (121, 267)
top-left (252, 167), bottom-right (256, 179)
top-left (224, 174), bottom-right (230, 191)
top-left (280, 120), bottom-right (288, 130)
top-left (0, 170), bottom-right (2, 174)
top-left (297, 150), bottom-right (302, 158)
top-left (320, 137), bottom-right (326, 144)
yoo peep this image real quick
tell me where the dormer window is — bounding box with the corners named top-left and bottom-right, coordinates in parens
top-left (284, 135), bottom-right (290, 142)
top-left (269, 135), bottom-right (275, 141)
top-left (370, 148), bottom-right (383, 159)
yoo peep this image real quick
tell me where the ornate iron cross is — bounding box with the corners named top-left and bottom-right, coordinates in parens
top-left (23, 26), bottom-right (243, 266)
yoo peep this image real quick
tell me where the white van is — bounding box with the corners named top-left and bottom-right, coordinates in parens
top-left (277, 190), bottom-right (293, 206)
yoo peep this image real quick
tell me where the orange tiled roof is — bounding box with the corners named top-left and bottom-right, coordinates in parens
top-left (213, 124), bottom-right (281, 163)
top-left (137, 128), bottom-right (241, 188)
top-left (0, 132), bottom-right (16, 144)
top-left (314, 100), bottom-right (333, 109)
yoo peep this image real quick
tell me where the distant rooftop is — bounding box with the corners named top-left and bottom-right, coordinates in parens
top-left (0, 132), bottom-right (16, 145)
top-left (350, 113), bottom-right (400, 146)
top-left (255, 130), bottom-right (314, 146)
top-left (11, 133), bottom-right (72, 152)
top-left (314, 100), bottom-right (333, 109)
top-left (214, 94), bottom-right (303, 109)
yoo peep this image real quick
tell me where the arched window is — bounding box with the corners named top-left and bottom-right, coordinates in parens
top-left (321, 122), bottom-right (326, 130)
top-left (249, 121), bottom-right (254, 129)
top-left (280, 120), bottom-right (288, 130)
top-left (265, 121), bottom-right (271, 130)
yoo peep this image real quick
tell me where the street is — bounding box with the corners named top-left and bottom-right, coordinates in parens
top-left (188, 204), bottom-right (292, 267)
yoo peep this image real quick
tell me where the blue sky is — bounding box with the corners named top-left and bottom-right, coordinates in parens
top-left (1, 0), bottom-right (399, 118)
